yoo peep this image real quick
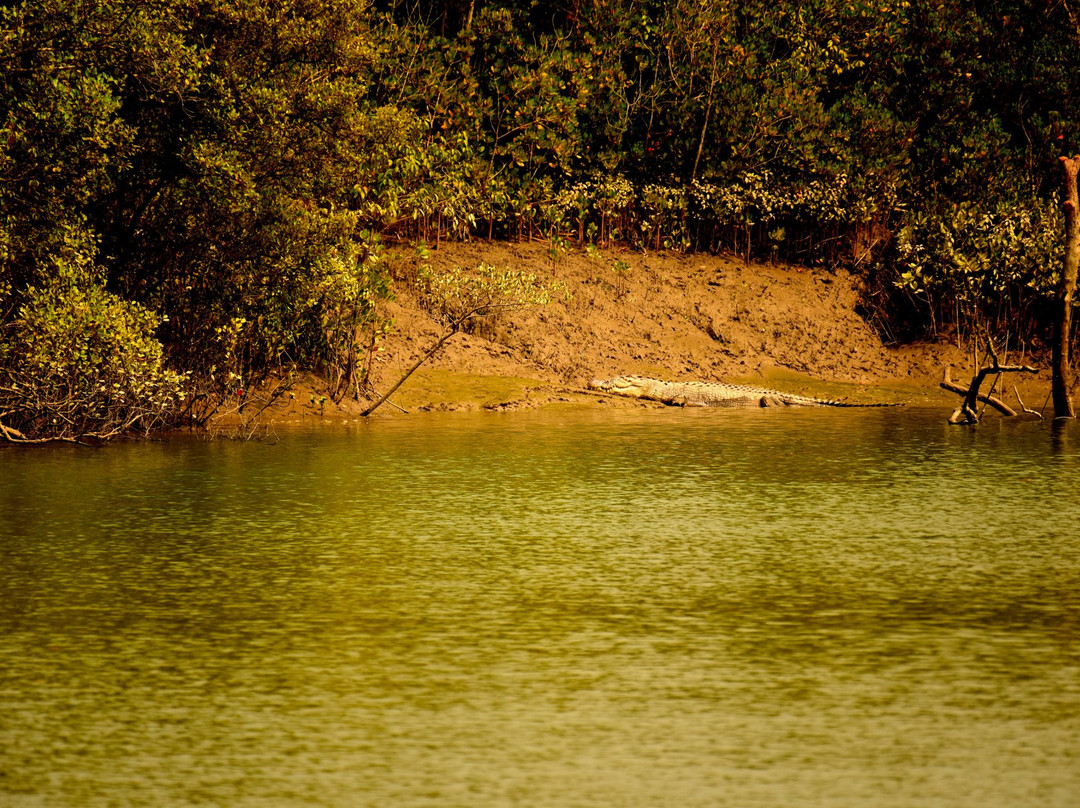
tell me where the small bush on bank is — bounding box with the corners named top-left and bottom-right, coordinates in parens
top-left (0, 233), bottom-right (184, 441)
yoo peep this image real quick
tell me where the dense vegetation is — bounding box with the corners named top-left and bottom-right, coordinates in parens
top-left (1, 0), bottom-right (1077, 438)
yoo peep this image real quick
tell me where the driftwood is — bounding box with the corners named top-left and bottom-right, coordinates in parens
top-left (943, 341), bottom-right (1039, 424)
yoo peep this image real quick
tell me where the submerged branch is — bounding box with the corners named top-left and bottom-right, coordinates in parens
top-left (0, 417), bottom-right (105, 446)
top-left (943, 340), bottom-right (1040, 424)
top-left (940, 368), bottom-right (1017, 417)
top-left (1014, 385), bottom-right (1044, 420)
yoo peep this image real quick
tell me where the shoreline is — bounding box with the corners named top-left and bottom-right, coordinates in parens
top-left (217, 241), bottom-right (1052, 428)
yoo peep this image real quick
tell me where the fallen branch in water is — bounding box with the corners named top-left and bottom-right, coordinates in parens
top-left (943, 340), bottom-right (1039, 424)
top-left (1014, 386), bottom-right (1044, 419)
top-left (941, 368), bottom-right (1016, 416)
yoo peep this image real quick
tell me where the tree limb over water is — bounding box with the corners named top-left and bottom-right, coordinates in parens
top-left (943, 340), bottom-right (1039, 424)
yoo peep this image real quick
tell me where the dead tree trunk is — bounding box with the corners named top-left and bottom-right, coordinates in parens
top-left (944, 340), bottom-right (1039, 424)
top-left (1054, 155), bottom-right (1080, 418)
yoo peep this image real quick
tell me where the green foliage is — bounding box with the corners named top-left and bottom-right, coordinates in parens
top-left (306, 229), bottom-right (392, 400)
top-left (610, 257), bottom-right (632, 300)
top-left (3, 0), bottom-right (1080, 435)
top-left (891, 199), bottom-right (1062, 335)
top-left (418, 262), bottom-right (557, 327)
top-left (0, 227), bottom-right (183, 439)
top-left (640, 184), bottom-right (689, 251)
top-left (469, 6), bottom-right (628, 179)
top-left (0, 0), bottom-right (399, 435)
top-left (367, 0), bottom-right (1078, 339)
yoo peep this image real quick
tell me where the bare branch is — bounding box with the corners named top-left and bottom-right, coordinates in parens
top-left (941, 367), bottom-right (1017, 417)
top-left (360, 324), bottom-right (462, 417)
top-left (942, 340), bottom-right (1040, 424)
top-left (1014, 386), bottom-right (1044, 420)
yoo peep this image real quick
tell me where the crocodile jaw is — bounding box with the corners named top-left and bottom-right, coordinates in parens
top-left (589, 376), bottom-right (653, 398)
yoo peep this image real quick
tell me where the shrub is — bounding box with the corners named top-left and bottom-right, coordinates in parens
top-left (0, 232), bottom-right (183, 440)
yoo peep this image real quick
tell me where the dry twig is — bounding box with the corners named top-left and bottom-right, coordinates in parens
top-left (1014, 385), bottom-right (1044, 419)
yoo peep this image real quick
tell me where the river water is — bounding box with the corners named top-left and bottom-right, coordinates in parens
top-left (1, 407), bottom-right (1078, 807)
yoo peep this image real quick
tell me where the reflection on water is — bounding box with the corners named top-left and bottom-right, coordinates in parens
top-left (1, 408), bottom-right (1078, 807)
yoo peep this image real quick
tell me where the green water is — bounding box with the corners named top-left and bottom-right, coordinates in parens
top-left (1, 407), bottom-right (1078, 807)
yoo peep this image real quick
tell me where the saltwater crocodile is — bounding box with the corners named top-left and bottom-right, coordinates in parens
top-left (589, 375), bottom-right (896, 408)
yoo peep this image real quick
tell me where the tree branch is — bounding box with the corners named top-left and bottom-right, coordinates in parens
top-left (0, 417), bottom-right (98, 446)
top-left (941, 368), bottom-right (1016, 416)
top-left (359, 304), bottom-right (493, 417)
top-left (1014, 385), bottom-right (1044, 420)
top-left (943, 341), bottom-right (1040, 424)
